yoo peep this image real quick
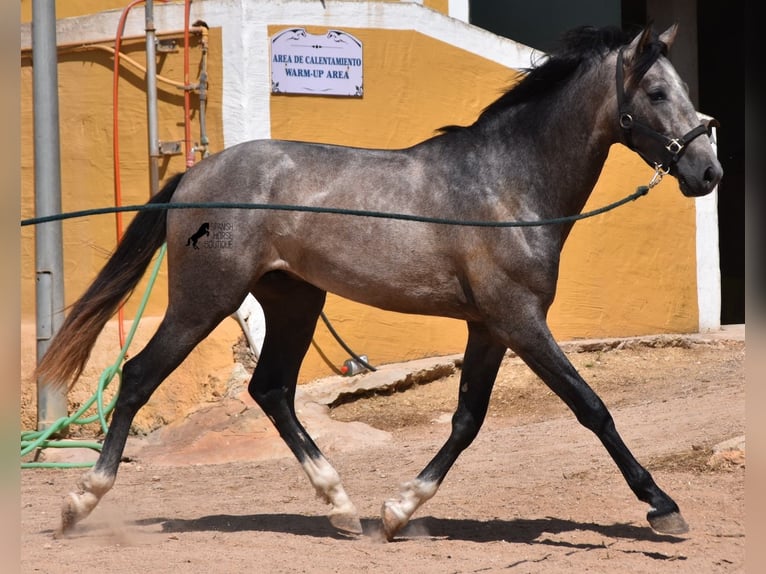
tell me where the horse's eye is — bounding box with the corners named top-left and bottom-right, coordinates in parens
top-left (648, 89), bottom-right (667, 102)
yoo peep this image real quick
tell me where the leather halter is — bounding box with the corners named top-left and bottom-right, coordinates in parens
top-left (615, 48), bottom-right (708, 173)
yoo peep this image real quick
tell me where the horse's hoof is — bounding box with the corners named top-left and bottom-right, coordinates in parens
top-left (648, 510), bottom-right (689, 535)
top-left (381, 501), bottom-right (407, 541)
top-left (55, 494), bottom-right (80, 538)
top-left (329, 511), bottom-right (363, 535)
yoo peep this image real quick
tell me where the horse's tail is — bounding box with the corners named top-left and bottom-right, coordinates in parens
top-left (35, 172), bottom-right (185, 391)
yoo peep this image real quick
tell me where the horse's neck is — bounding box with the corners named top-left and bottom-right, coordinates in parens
top-left (494, 65), bottom-right (617, 219)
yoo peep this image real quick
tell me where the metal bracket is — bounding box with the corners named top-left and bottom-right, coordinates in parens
top-left (158, 140), bottom-right (182, 155)
top-left (156, 38), bottom-right (178, 53)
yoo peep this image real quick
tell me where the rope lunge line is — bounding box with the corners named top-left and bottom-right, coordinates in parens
top-left (20, 185), bottom-right (652, 229)
top-left (20, 175), bottom-right (660, 468)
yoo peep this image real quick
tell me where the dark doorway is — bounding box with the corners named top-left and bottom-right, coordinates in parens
top-left (469, 0), bottom-right (622, 53)
top-left (696, 2), bottom-right (746, 324)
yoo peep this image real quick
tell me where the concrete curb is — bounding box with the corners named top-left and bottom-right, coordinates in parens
top-left (298, 325), bottom-right (745, 408)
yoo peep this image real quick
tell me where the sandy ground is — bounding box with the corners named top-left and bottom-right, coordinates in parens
top-left (21, 331), bottom-right (745, 573)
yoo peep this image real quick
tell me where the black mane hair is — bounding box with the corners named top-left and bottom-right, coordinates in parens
top-left (480, 26), bottom-right (629, 117)
top-left (439, 25), bottom-right (669, 134)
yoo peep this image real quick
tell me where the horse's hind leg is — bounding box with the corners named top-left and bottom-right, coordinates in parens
top-left (250, 273), bottom-right (361, 535)
top-left (382, 322), bottom-right (506, 540)
top-left (58, 302), bottom-right (235, 536)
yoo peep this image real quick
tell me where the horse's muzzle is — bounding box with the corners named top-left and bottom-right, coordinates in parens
top-left (678, 161), bottom-right (723, 197)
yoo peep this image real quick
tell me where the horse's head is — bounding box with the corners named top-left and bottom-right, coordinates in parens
top-left (617, 25), bottom-right (722, 197)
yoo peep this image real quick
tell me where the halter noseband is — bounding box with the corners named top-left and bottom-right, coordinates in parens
top-left (615, 48), bottom-right (708, 175)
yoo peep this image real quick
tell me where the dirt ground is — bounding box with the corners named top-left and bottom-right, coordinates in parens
top-left (21, 333), bottom-right (745, 573)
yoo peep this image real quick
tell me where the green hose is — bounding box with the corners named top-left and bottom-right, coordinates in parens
top-left (20, 243), bottom-right (168, 469)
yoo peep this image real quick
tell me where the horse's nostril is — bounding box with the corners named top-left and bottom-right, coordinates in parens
top-left (703, 165), bottom-right (723, 189)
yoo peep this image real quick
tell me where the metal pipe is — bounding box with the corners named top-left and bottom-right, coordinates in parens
top-left (197, 22), bottom-right (210, 158)
top-left (32, 0), bottom-right (68, 432)
top-left (145, 0), bottom-right (160, 195)
top-left (183, 0), bottom-right (194, 167)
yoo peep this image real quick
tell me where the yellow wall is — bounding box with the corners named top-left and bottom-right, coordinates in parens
top-left (20, 24), bottom-right (229, 431)
top-left (552, 153), bottom-right (698, 337)
top-left (20, 0), bottom-right (451, 23)
top-left (21, 28), bottom-right (223, 320)
top-left (20, 1), bottom-right (134, 22)
top-left (423, 0), bottom-right (450, 15)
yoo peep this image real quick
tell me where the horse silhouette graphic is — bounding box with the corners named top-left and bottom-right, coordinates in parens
top-left (186, 222), bottom-right (210, 249)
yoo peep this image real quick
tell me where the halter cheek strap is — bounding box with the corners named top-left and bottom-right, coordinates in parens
top-left (615, 48), bottom-right (708, 172)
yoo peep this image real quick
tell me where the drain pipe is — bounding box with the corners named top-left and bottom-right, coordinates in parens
top-left (145, 0), bottom-right (160, 195)
top-left (32, 0), bottom-right (67, 432)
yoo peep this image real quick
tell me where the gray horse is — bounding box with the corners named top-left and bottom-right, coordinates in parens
top-left (37, 24), bottom-right (721, 540)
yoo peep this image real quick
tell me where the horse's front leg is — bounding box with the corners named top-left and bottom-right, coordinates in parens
top-left (511, 310), bottom-right (688, 535)
top-left (381, 322), bottom-right (506, 540)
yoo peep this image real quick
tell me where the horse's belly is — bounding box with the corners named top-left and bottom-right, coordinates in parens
top-left (297, 260), bottom-right (474, 320)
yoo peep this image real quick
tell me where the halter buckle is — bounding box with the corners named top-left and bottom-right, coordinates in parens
top-left (665, 138), bottom-right (683, 155)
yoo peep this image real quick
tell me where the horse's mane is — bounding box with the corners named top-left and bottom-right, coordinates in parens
top-left (439, 25), bottom-right (669, 134)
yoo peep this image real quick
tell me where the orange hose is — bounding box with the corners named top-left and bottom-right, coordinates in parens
top-left (113, 0), bottom-right (171, 347)
top-left (113, 0), bottom-right (146, 347)
top-left (113, 0), bottom-right (147, 241)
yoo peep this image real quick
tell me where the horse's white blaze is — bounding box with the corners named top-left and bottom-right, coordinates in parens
top-left (301, 457), bottom-right (357, 516)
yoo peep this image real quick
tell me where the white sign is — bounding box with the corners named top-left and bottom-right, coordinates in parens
top-left (271, 28), bottom-right (363, 97)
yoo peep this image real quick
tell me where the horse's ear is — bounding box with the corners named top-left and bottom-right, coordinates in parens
top-left (625, 26), bottom-right (654, 59)
top-left (659, 23), bottom-right (678, 51)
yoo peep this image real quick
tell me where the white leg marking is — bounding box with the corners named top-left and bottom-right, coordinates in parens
top-left (381, 478), bottom-right (439, 540)
top-left (58, 469), bottom-right (116, 536)
top-left (301, 457), bottom-right (362, 534)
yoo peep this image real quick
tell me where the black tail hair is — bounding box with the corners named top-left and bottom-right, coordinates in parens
top-left (35, 172), bottom-right (185, 389)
